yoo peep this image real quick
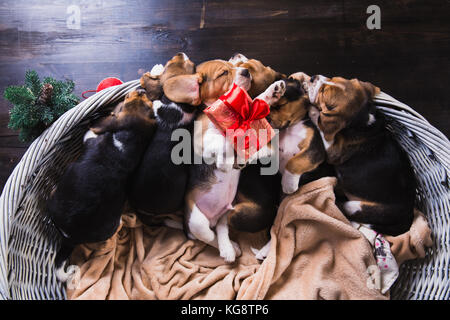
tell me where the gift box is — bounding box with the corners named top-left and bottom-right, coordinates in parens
top-left (204, 83), bottom-right (275, 162)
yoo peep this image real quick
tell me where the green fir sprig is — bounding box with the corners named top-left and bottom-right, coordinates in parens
top-left (4, 70), bottom-right (79, 142)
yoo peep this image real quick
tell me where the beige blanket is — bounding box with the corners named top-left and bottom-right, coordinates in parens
top-left (67, 177), bottom-right (431, 300)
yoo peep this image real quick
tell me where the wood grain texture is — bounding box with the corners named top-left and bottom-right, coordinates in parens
top-left (0, 0), bottom-right (449, 190)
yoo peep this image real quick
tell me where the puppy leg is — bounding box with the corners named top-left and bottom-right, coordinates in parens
top-left (216, 213), bottom-right (240, 263)
top-left (203, 124), bottom-right (235, 172)
top-left (256, 80), bottom-right (286, 106)
top-left (281, 170), bottom-right (302, 194)
top-left (282, 126), bottom-right (325, 194)
top-left (187, 204), bottom-right (216, 243)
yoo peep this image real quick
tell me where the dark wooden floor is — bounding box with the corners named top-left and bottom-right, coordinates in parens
top-left (0, 0), bottom-right (449, 190)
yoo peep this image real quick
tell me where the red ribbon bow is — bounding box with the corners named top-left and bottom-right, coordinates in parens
top-left (219, 84), bottom-right (270, 149)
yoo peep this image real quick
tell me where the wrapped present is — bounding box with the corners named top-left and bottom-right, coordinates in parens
top-left (204, 83), bottom-right (275, 161)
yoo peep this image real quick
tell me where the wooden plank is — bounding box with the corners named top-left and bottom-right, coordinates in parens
top-left (0, 0), bottom-right (449, 190)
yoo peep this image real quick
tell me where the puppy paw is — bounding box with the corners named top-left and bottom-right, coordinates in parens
top-left (282, 171), bottom-right (301, 194)
top-left (251, 239), bottom-right (271, 261)
top-left (259, 80), bottom-right (286, 106)
top-left (231, 240), bottom-right (242, 258)
top-left (150, 64), bottom-right (165, 77)
top-left (343, 201), bottom-right (362, 216)
top-left (219, 241), bottom-right (236, 263)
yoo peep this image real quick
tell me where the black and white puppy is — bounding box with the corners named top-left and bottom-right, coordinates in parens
top-left (128, 95), bottom-right (198, 223)
top-left (47, 89), bottom-right (156, 281)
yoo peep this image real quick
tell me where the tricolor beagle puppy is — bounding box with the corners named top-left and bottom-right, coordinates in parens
top-left (226, 54), bottom-right (285, 234)
top-left (48, 89), bottom-right (156, 282)
top-left (129, 53), bottom-right (198, 222)
top-left (267, 73), bottom-right (332, 195)
top-left (139, 52), bottom-right (195, 101)
top-left (302, 73), bottom-right (416, 236)
top-left (163, 58), bottom-right (286, 262)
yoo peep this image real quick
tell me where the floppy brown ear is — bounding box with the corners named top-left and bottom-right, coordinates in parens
top-left (318, 115), bottom-right (346, 142)
top-left (163, 73), bottom-right (202, 105)
top-left (90, 115), bottom-right (121, 134)
top-left (140, 72), bottom-right (162, 101)
top-left (360, 80), bottom-right (380, 99)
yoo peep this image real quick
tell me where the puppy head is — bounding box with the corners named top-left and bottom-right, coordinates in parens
top-left (163, 59), bottom-right (252, 106)
top-left (267, 77), bottom-right (310, 130)
top-left (160, 52), bottom-right (195, 83)
top-left (152, 95), bottom-right (196, 128)
top-left (304, 75), bottom-right (380, 141)
top-left (140, 52), bottom-right (195, 101)
top-left (229, 53), bottom-right (285, 98)
top-left (91, 88), bottom-right (155, 134)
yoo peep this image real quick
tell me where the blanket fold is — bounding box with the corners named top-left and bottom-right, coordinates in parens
top-left (67, 177), bottom-right (431, 300)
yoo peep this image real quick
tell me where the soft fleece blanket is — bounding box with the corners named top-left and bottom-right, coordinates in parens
top-left (66, 177), bottom-right (431, 300)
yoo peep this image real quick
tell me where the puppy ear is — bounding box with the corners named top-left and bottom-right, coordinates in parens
top-left (318, 116), bottom-right (346, 143)
top-left (360, 80), bottom-right (380, 99)
top-left (163, 74), bottom-right (203, 105)
top-left (140, 72), bottom-right (162, 101)
top-left (90, 115), bottom-right (120, 134)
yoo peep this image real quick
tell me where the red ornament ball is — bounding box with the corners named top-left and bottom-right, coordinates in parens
top-left (96, 77), bottom-right (123, 92)
top-left (82, 77), bottom-right (124, 99)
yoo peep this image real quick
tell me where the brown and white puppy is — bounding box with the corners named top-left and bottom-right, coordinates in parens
top-left (49, 89), bottom-right (156, 281)
top-left (302, 73), bottom-right (416, 236)
top-left (164, 58), bottom-right (286, 262)
top-left (224, 54), bottom-right (287, 235)
top-left (250, 75), bottom-right (332, 260)
top-left (267, 73), bottom-right (330, 195)
top-left (140, 52), bottom-right (195, 101)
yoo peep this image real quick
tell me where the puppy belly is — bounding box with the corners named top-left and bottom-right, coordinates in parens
top-left (278, 121), bottom-right (307, 174)
top-left (196, 169), bottom-right (240, 225)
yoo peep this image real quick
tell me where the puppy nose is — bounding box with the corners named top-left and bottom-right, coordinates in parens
top-left (136, 88), bottom-right (146, 96)
top-left (310, 75), bottom-right (318, 82)
top-left (240, 68), bottom-right (250, 78)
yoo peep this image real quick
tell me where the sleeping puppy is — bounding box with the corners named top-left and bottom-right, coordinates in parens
top-left (128, 94), bottom-right (198, 221)
top-left (302, 73), bottom-right (416, 236)
top-left (267, 74), bottom-right (331, 195)
top-left (225, 53), bottom-right (286, 233)
top-left (128, 53), bottom-right (198, 220)
top-left (250, 76), bottom-right (333, 260)
top-left (163, 58), bottom-right (286, 262)
top-left (47, 89), bottom-right (156, 281)
top-left (139, 52), bottom-right (195, 101)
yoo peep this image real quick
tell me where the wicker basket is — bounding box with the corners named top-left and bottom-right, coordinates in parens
top-left (0, 80), bottom-right (448, 300)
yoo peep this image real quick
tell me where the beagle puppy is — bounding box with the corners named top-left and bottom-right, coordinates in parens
top-left (164, 58), bottom-right (286, 262)
top-left (129, 53), bottom-right (198, 222)
top-left (139, 52), bottom-right (195, 101)
top-left (302, 73), bottom-right (416, 236)
top-left (267, 74), bottom-right (331, 195)
top-left (48, 89), bottom-right (156, 281)
top-left (225, 54), bottom-right (286, 234)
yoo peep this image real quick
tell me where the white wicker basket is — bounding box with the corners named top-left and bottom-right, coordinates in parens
top-left (0, 80), bottom-right (448, 300)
